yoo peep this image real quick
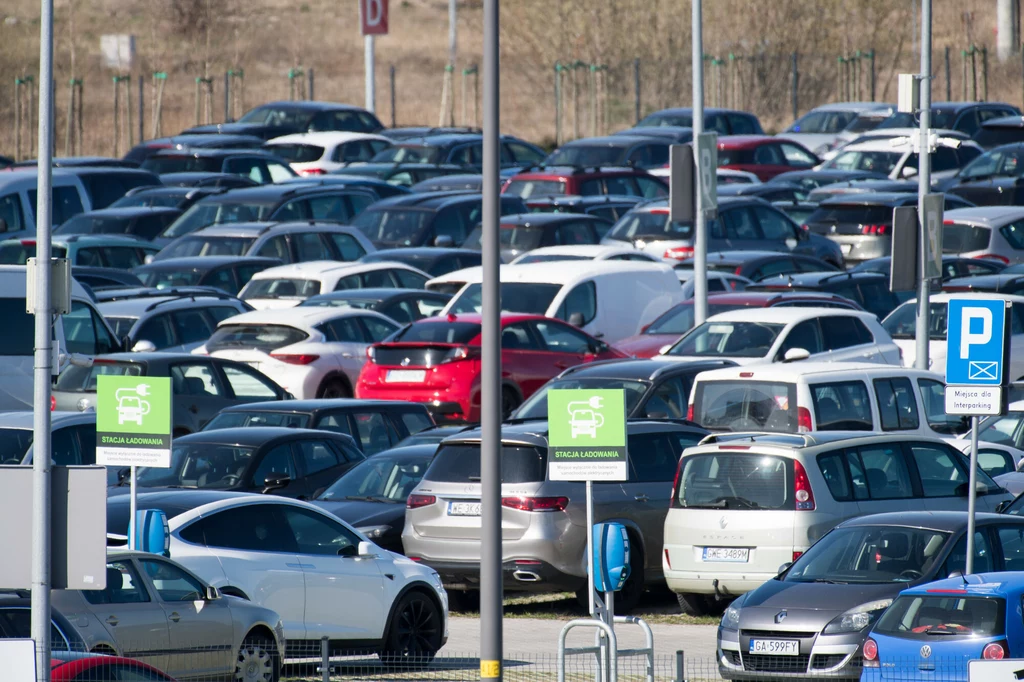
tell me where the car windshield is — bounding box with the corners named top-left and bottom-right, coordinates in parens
top-left (448, 282), bottom-right (562, 315)
top-left (975, 411), bottom-right (1024, 447)
top-left (785, 526), bottom-right (950, 584)
top-left (162, 202), bottom-right (275, 239)
top-left (503, 180), bottom-right (567, 198)
top-left (545, 145), bottom-right (626, 166)
top-left (205, 324), bottom-right (309, 353)
top-left (942, 222), bottom-right (991, 253)
top-left (238, 106), bottom-right (316, 127)
top-left (958, 146), bottom-right (1024, 179)
top-left (352, 208), bottom-right (432, 247)
top-left (874, 594), bottom-right (1005, 639)
top-left (54, 215), bottom-right (131, 235)
top-left (267, 143), bottom-right (324, 163)
top-left (877, 110), bottom-right (956, 130)
top-left (242, 278), bottom-right (321, 300)
top-left (141, 156), bottom-right (223, 174)
top-left (371, 145), bottom-right (442, 164)
top-left (137, 269), bottom-right (203, 288)
top-left (105, 317), bottom-right (139, 339)
top-left (158, 236), bottom-right (255, 259)
top-left (826, 150), bottom-right (904, 175)
top-left (694, 380), bottom-right (797, 431)
top-left (55, 361), bottom-right (144, 392)
top-left (318, 451), bottom-right (429, 502)
top-left (667, 321), bottom-right (784, 358)
top-left (678, 452), bottom-right (793, 510)
top-left (463, 224), bottom-right (545, 251)
top-left (882, 301), bottom-right (948, 339)
top-left (0, 428), bottom-right (34, 463)
top-left (204, 410), bottom-right (310, 430)
top-left (135, 443), bottom-right (258, 488)
top-left (514, 378), bottom-right (650, 420)
top-left (636, 113), bottom-right (692, 128)
top-left (605, 210), bottom-right (692, 241)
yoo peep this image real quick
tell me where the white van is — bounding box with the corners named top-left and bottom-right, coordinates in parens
top-left (688, 362), bottom-right (967, 438)
top-left (0, 170), bottom-right (93, 238)
top-left (436, 261), bottom-right (684, 343)
top-left (0, 266), bottom-right (120, 411)
top-left (662, 432), bottom-right (1012, 614)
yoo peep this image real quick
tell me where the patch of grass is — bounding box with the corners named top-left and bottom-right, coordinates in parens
top-left (451, 591), bottom-right (719, 626)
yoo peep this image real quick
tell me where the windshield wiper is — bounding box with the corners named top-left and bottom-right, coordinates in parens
top-left (924, 629), bottom-right (966, 636)
top-left (344, 495), bottom-right (391, 503)
top-left (685, 496), bottom-right (762, 510)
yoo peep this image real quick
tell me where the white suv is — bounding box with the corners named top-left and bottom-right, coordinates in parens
top-left (240, 260), bottom-right (431, 309)
top-left (198, 306), bottom-right (400, 399)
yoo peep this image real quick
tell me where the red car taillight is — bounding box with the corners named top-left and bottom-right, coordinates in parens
top-left (669, 458), bottom-right (684, 509)
top-left (792, 551), bottom-right (803, 562)
top-left (797, 406), bottom-right (812, 432)
top-left (862, 638), bottom-right (878, 667)
top-left (501, 496), bottom-right (568, 512)
top-left (441, 346), bottom-right (479, 363)
top-left (298, 168), bottom-right (326, 176)
top-left (406, 494), bottom-right (436, 509)
top-left (860, 224), bottom-right (889, 235)
top-left (270, 353), bottom-right (320, 365)
top-left (686, 404), bottom-right (694, 421)
top-left (983, 641), bottom-right (1009, 660)
top-left (50, 396), bottom-right (56, 411)
top-left (663, 246), bottom-right (695, 260)
top-left (975, 253), bottom-right (1011, 264)
top-left (793, 460), bottom-right (815, 511)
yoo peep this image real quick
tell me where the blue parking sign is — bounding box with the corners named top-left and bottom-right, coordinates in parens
top-left (945, 298), bottom-right (1008, 386)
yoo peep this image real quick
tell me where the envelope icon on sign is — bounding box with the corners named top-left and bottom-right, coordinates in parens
top-left (968, 361), bottom-right (999, 380)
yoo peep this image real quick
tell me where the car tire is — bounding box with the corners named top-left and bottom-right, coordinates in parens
top-left (379, 591), bottom-right (444, 667)
top-left (676, 592), bottom-right (714, 616)
top-left (501, 387), bottom-right (520, 419)
top-left (236, 633), bottom-right (279, 682)
top-left (317, 378), bottom-right (351, 399)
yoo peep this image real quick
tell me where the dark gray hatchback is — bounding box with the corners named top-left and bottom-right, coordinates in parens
top-left (717, 511), bottom-right (1024, 681)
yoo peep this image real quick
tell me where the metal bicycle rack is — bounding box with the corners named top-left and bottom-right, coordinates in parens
top-left (556, 613), bottom-right (655, 682)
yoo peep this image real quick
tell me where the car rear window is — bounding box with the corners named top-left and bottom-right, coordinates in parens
top-left (806, 204), bottom-right (893, 225)
top-left (55, 361), bottom-right (144, 391)
top-left (678, 453), bottom-right (793, 510)
top-left (268, 144), bottom-right (325, 163)
top-left (693, 380), bottom-right (797, 432)
top-left (943, 222), bottom-right (991, 253)
top-left (0, 299), bottom-right (35, 355)
top-left (393, 321), bottom-right (481, 344)
top-left (874, 595), bottom-right (1005, 640)
top-left (424, 444), bottom-right (547, 483)
top-left (205, 324), bottom-right (309, 353)
top-left (504, 180), bottom-right (567, 198)
top-left (242, 278), bottom-right (321, 300)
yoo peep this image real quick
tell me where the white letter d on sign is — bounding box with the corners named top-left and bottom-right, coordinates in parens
top-left (960, 308), bottom-right (992, 359)
top-left (366, 0), bottom-right (383, 25)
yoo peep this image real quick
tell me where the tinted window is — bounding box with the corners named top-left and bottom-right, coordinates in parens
top-left (138, 558), bottom-right (205, 601)
top-left (848, 444), bottom-right (914, 500)
top-left (641, 376), bottom-right (691, 419)
top-left (918, 379), bottom-right (966, 435)
top-left (534, 320), bottom-right (593, 353)
top-left (281, 506), bottom-right (360, 556)
top-left (296, 440), bottom-right (341, 475)
top-left (874, 377), bottom-right (920, 430)
top-left (821, 316), bottom-right (872, 350)
top-left (0, 193), bottom-right (25, 232)
top-left (425, 444), bottom-right (547, 483)
top-left (83, 560), bottom-right (149, 605)
top-left (399, 409), bottom-right (433, 435)
top-left (811, 381), bottom-right (872, 430)
top-left (910, 442), bottom-right (968, 497)
top-left (352, 412), bottom-right (394, 455)
top-left (628, 433), bottom-right (680, 482)
top-left (0, 299), bottom-right (34, 355)
top-left (221, 364), bottom-right (280, 399)
top-left (64, 301), bottom-right (117, 355)
top-left (817, 451), bottom-right (852, 500)
top-left (250, 444), bottom-right (297, 487)
top-left (171, 309), bottom-right (214, 346)
top-left (181, 504), bottom-right (297, 552)
top-left (28, 187), bottom-right (86, 225)
top-left (328, 233), bottom-right (365, 261)
top-left (779, 319), bottom-right (824, 356)
top-left (555, 281), bottom-right (597, 326)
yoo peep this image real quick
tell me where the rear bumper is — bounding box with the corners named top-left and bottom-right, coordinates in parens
top-left (665, 570), bottom-right (777, 597)
top-left (412, 559), bottom-right (586, 593)
top-left (826, 235), bottom-right (888, 264)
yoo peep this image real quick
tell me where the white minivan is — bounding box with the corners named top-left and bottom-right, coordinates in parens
top-left (0, 170), bottom-right (93, 238)
top-left (436, 260), bottom-right (684, 343)
top-left (688, 362), bottom-right (968, 438)
top-left (0, 266), bottom-right (121, 411)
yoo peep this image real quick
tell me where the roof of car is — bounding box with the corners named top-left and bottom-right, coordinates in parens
top-left (751, 271), bottom-right (886, 288)
top-left (193, 221), bottom-right (361, 238)
top-left (838, 510), bottom-right (1009, 532)
top-left (444, 418), bottom-right (707, 448)
top-left (361, 247), bottom-right (480, 261)
top-left (216, 398), bottom-right (430, 414)
top-left (133, 256), bottom-right (282, 272)
top-left (513, 244), bottom-right (647, 259)
top-left (174, 426), bottom-right (347, 446)
top-left (216, 305), bottom-right (395, 328)
top-left (304, 287), bottom-right (445, 303)
top-left (106, 490), bottom-right (259, 530)
top-left (249, 259), bottom-right (427, 281)
top-left (499, 213), bottom-right (607, 227)
top-left (647, 107), bottom-right (753, 116)
top-left (522, 193), bottom-right (645, 207)
top-left (942, 205), bottom-right (1024, 226)
top-left (0, 411), bottom-right (95, 429)
top-left (192, 183), bottom-right (373, 204)
top-left (905, 292), bottom-right (1024, 304)
top-left (432, 259), bottom-right (675, 285)
top-left (818, 192), bottom-right (923, 207)
top-left (801, 102), bottom-right (892, 113)
top-left (898, 571), bottom-right (1024, 597)
top-left (89, 352), bottom-right (232, 364)
top-left (557, 358), bottom-right (735, 381)
top-left (981, 116), bottom-right (1024, 129)
top-left (630, 195), bottom-right (762, 212)
top-left (716, 135), bottom-right (777, 149)
top-left (68, 207), bottom-right (181, 219)
top-left (557, 136), bottom-right (655, 149)
top-left (700, 306), bottom-right (876, 324)
top-left (97, 294), bottom-right (244, 317)
top-left (685, 250), bottom-right (827, 266)
top-left (509, 166), bottom-right (653, 180)
top-left (701, 291), bottom-right (862, 306)
top-left (265, 131), bottom-right (391, 146)
top-left (149, 148), bottom-right (284, 159)
top-left (363, 190), bottom-right (486, 210)
top-left (691, 361), bottom-right (941, 383)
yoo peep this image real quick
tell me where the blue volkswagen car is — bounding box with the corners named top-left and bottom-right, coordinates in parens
top-left (863, 573), bottom-right (1024, 681)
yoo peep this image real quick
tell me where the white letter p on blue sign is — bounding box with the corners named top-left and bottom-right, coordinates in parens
top-left (960, 308), bottom-right (992, 359)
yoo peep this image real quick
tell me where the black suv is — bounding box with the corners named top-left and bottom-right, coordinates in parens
top-left (748, 270), bottom-right (902, 319)
top-left (370, 133), bottom-right (545, 171)
top-left (60, 166), bottom-right (162, 208)
top-left (141, 148), bottom-right (297, 183)
top-left (184, 101), bottom-right (384, 139)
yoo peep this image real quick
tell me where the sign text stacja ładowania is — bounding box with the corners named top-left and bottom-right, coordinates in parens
top-left (96, 375), bottom-right (172, 467)
top-left (945, 297), bottom-right (1010, 416)
top-left (547, 389), bottom-right (627, 481)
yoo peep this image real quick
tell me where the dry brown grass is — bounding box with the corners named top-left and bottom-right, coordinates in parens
top-left (0, 0), bottom-right (1022, 159)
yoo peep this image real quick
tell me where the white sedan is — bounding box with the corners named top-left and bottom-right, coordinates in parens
top-left (264, 131), bottom-right (394, 175)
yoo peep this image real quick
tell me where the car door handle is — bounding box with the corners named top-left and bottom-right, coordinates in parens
top-left (634, 494), bottom-right (649, 502)
top-left (168, 612), bottom-right (180, 623)
top-left (105, 616), bottom-right (119, 626)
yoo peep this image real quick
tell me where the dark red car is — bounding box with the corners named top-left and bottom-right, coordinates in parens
top-left (501, 166), bottom-right (667, 200)
top-left (615, 291), bottom-right (866, 358)
top-left (51, 653), bottom-right (175, 681)
top-left (355, 313), bottom-right (625, 422)
top-left (717, 135), bottom-right (820, 182)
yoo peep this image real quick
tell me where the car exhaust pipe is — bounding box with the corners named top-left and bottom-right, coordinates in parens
top-left (512, 570), bottom-right (541, 582)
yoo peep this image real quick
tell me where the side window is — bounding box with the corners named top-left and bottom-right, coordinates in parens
top-left (556, 221), bottom-right (598, 245)
top-left (171, 362), bottom-right (224, 397)
top-left (235, 265), bottom-right (268, 290)
top-left (816, 451), bottom-right (852, 501)
top-left (908, 442), bottom-right (968, 497)
top-left (51, 426), bottom-right (82, 466)
top-left (955, 110), bottom-right (981, 135)
top-left (706, 114), bottom-right (730, 134)
top-left (848, 444), bottom-right (914, 499)
top-left (534, 320), bottom-right (593, 354)
top-left (394, 268), bottom-right (428, 288)
top-left (998, 526), bottom-right (1024, 572)
top-left (857, 282), bottom-right (897, 318)
top-left (555, 281), bottom-right (597, 326)
top-left (295, 232), bottom-right (332, 261)
top-left (500, 321), bottom-right (538, 350)
top-left (641, 376), bottom-right (690, 419)
top-left (753, 144), bottom-right (785, 165)
top-left (137, 558), bottom-right (205, 602)
top-left (779, 143), bottom-right (817, 167)
top-left (579, 179), bottom-right (603, 196)
top-left (942, 531), bottom-right (994, 576)
top-left (361, 316), bottom-right (398, 342)
top-left (266, 163), bottom-right (294, 182)
top-left (314, 412), bottom-right (355, 437)
top-left (753, 257), bottom-right (796, 280)
top-left (779, 319), bottom-right (824, 356)
top-left (83, 560), bottom-right (150, 605)
top-left (250, 444), bottom-right (297, 487)
top-left (328, 233), bottom-right (366, 261)
top-left (931, 147), bottom-right (960, 172)
top-left (64, 301), bottom-right (116, 355)
top-left (184, 504), bottom-right (297, 553)
top-left (204, 267), bottom-right (237, 293)
top-left (636, 176), bottom-right (668, 198)
top-left (627, 433), bottom-right (679, 482)
top-left (296, 440), bottom-right (342, 475)
top-left (728, 114), bottom-right (758, 135)
top-left (326, 317), bottom-right (365, 342)
top-left (753, 206), bottom-right (796, 241)
top-left (347, 192), bottom-right (375, 218)
top-left (722, 206), bottom-right (761, 240)
top-left (308, 195), bottom-right (348, 222)
top-left (207, 306), bottom-right (244, 324)
top-left (874, 377), bottom-right (920, 431)
top-left (221, 364), bottom-right (280, 399)
top-left (820, 316), bottom-right (872, 351)
top-left (254, 235), bottom-right (291, 262)
top-left (134, 315), bottom-right (175, 350)
top-left (102, 246), bottom-right (148, 269)
top-left (29, 187), bottom-right (85, 226)
top-left (979, 449), bottom-right (1015, 478)
top-left (280, 507), bottom-right (360, 557)
top-left (171, 310), bottom-right (214, 346)
top-left (811, 381), bottom-right (873, 430)
top-left (354, 412), bottom-right (396, 455)
top-left (0, 193), bottom-right (25, 232)
top-left (433, 206), bottom-right (468, 244)
top-left (918, 379), bottom-right (966, 435)
top-left (604, 176), bottom-right (635, 195)
top-left (398, 410), bottom-right (433, 435)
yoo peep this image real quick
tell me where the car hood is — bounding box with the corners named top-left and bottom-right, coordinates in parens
top-left (311, 499), bottom-right (406, 528)
top-left (739, 578), bottom-right (905, 624)
top-left (615, 334), bottom-right (679, 358)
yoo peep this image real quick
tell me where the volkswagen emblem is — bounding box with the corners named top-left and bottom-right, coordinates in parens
top-left (920, 645), bottom-right (932, 659)
top-left (774, 610), bottom-right (787, 624)
top-left (719, 516), bottom-right (728, 529)
top-left (400, 357), bottom-right (411, 367)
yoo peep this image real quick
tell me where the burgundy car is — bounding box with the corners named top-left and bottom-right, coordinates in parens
top-left (717, 135), bottom-right (820, 182)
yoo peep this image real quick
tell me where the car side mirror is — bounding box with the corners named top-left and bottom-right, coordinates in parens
top-left (204, 585), bottom-right (221, 601)
top-left (568, 312), bottom-right (585, 327)
top-left (117, 467), bottom-right (130, 484)
top-left (781, 348), bottom-right (810, 363)
top-left (433, 235), bottom-right (455, 248)
top-left (902, 166), bottom-right (918, 179)
top-left (996, 500), bottom-right (1011, 513)
top-left (777, 562), bottom-right (792, 576)
top-left (262, 474), bottom-right (290, 493)
top-left (357, 541), bottom-right (378, 558)
top-left (947, 569), bottom-right (964, 579)
top-left (658, 344), bottom-right (672, 355)
top-left (131, 339), bottom-right (157, 353)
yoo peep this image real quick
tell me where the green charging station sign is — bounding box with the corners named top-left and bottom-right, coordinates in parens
top-left (95, 375), bottom-right (172, 468)
top-left (547, 389), bottom-right (627, 481)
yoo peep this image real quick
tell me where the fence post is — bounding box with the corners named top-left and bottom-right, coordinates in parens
top-left (675, 650), bottom-right (685, 682)
top-left (970, 46), bottom-right (978, 101)
top-left (462, 65), bottom-right (479, 127)
top-left (571, 60), bottom-right (584, 140)
top-left (224, 71), bottom-right (230, 121)
top-left (633, 58), bottom-right (641, 124)
top-left (790, 52), bottom-right (799, 121)
top-left (125, 75), bottom-right (133, 147)
top-left (24, 76), bottom-right (35, 158)
top-left (14, 78), bottom-right (22, 161)
top-left (589, 64), bottom-right (598, 137)
top-left (836, 56), bottom-right (843, 102)
top-left (945, 46), bottom-right (952, 101)
top-left (138, 75), bottom-right (144, 144)
top-left (113, 76), bottom-right (121, 156)
top-left (308, 67), bottom-right (315, 101)
top-left (76, 80), bottom-right (84, 155)
top-left (194, 77), bottom-right (202, 125)
top-left (320, 636), bottom-right (329, 682)
top-left (554, 62), bottom-right (563, 145)
top-left (962, 50), bottom-right (968, 100)
top-left (389, 65), bottom-right (396, 128)
top-left (982, 46), bottom-right (989, 101)
top-left (152, 72), bottom-right (166, 138)
top-left (868, 50), bottom-right (876, 100)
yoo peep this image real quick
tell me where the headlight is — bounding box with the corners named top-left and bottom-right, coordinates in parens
top-left (721, 603), bottom-right (741, 630)
top-left (357, 524), bottom-right (391, 539)
top-left (821, 599), bottom-right (892, 635)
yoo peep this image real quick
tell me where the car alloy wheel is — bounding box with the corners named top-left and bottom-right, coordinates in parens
top-left (236, 635), bottom-right (278, 682)
top-left (382, 592), bottom-right (442, 666)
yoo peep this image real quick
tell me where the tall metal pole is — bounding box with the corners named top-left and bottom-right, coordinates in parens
top-left (914, 0), bottom-right (932, 371)
top-left (448, 0), bottom-right (457, 68)
top-left (365, 35), bottom-right (376, 113)
top-left (480, 0), bottom-right (503, 681)
top-left (692, 0), bottom-right (708, 325)
top-left (32, 0), bottom-right (55, 679)
top-left (634, 58), bottom-right (641, 124)
top-left (965, 416), bottom-right (979, 573)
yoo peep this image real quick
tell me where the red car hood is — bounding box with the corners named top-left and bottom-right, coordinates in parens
top-left (615, 334), bottom-right (680, 358)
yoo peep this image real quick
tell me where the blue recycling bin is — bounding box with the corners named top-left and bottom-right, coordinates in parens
top-left (592, 522), bottom-right (630, 592)
top-left (128, 509), bottom-right (169, 555)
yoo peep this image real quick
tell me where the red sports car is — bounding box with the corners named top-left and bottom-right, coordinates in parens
top-left (51, 653), bottom-right (175, 681)
top-left (356, 313), bottom-right (625, 422)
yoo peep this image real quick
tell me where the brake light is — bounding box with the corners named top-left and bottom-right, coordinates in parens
top-left (792, 551), bottom-right (803, 562)
top-left (664, 548), bottom-right (672, 569)
top-left (270, 353), bottom-right (320, 365)
top-left (663, 246), bottom-right (695, 260)
top-left (862, 638), bottom-right (878, 667)
top-left (406, 494), bottom-right (436, 509)
top-left (501, 496), bottom-right (568, 512)
top-left (793, 460), bottom-right (815, 510)
top-left (50, 396), bottom-right (55, 411)
top-left (298, 168), bottom-right (326, 176)
top-left (20, 240), bottom-right (35, 246)
top-left (442, 346), bottom-right (479, 363)
top-left (366, 346), bottom-right (376, 361)
top-left (739, 372), bottom-right (754, 378)
top-left (797, 406), bottom-right (812, 432)
top-left (860, 224), bottom-right (889, 235)
top-left (799, 224), bottom-right (810, 233)
top-left (686, 404), bottom-right (694, 421)
top-left (975, 253), bottom-right (1010, 264)
top-left (983, 641), bottom-right (1008, 660)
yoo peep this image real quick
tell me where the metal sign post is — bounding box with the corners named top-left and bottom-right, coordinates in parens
top-left (95, 376), bottom-right (171, 550)
top-left (691, 0), bottom-right (707, 326)
top-left (944, 297), bottom-right (1011, 574)
top-left (359, 0), bottom-right (388, 114)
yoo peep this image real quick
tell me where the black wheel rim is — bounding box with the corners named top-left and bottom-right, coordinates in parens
top-left (322, 384), bottom-right (346, 399)
top-left (393, 597), bottom-right (440, 658)
top-left (501, 391), bottom-right (516, 419)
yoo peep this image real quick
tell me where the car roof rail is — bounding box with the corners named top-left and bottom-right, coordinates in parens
top-left (144, 291), bottom-right (235, 312)
top-left (816, 271), bottom-right (857, 284)
top-left (699, 432), bottom-right (814, 447)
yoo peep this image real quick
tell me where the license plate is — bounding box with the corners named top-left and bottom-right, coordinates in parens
top-left (749, 639), bottom-right (799, 656)
top-left (840, 243), bottom-right (853, 254)
top-left (386, 369), bottom-right (426, 383)
top-left (447, 501), bottom-right (481, 516)
top-left (702, 547), bottom-right (749, 562)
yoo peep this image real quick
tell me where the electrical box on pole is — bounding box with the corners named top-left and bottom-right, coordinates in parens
top-left (898, 73), bottom-right (920, 114)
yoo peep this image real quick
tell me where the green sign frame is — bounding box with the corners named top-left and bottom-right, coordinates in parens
top-left (95, 375), bottom-right (172, 468)
top-left (547, 388), bottom-right (627, 481)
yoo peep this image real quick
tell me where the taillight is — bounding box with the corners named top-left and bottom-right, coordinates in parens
top-left (983, 641), bottom-right (1008, 660)
top-left (862, 638), bottom-right (878, 667)
top-left (50, 396), bottom-right (56, 411)
top-left (501, 496), bottom-right (568, 512)
top-left (975, 253), bottom-right (1011, 264)
top-left (670, 459), bottom-right (684, 509)
top-left (792, 551), bottom-right (803, 562)
top-left (686, 404), bottom-right (694, 421)
top-left (366, 346), bottom-right (376, 361)
top-left (734, 266), bottom-right (744, 275)
top-left (20, 240), bottom-right (36, 246)
top-left (663, 246), bottom-right (695, 260)
top-left (442, 346), bottom-right (479, 363)
top-left (663, 548), bottom-right (672, 569)
top-left (860, 224), bottom-right (889, 235)
top-left (270, 353), bottom-right (320, 365)
top-left (793, 460), bottom-right (815, 510)
top-left (299, 168), bottom-right (326, 176)
top-left (406, 494), bottom-right (436, 509)
top-left (799, 224), bottom-right (810, 233)
top-left (797, 406), bottom-right (812, 432)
